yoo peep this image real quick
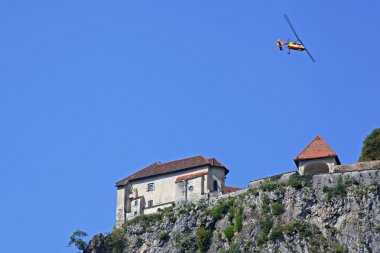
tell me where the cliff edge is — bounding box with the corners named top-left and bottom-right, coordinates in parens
top-left (87, 169), bottom-right (380, 253)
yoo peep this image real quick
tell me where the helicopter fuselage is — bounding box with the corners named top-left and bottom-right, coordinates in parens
top-left (287, 42), bottom-right (305, 51)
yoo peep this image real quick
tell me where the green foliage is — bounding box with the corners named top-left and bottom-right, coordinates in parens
top-left (283, 221), bottom-right (312, 237)
top-left (133, 236), bottom-right (143, 248)
top-left (288, 173), bottom-right (313, 189)
top-left (220, 243), bottom-right (241, 253)
top-left (260, 216), bottom-right (273, 235)
top-left (234, 215), bottom-right (243, 233)
top-left (68, 230), bottom-right (88, 253)
top-left (323, 177), bottom-right (358, 201)
top-left (196, 226), bottom-right (212, 252)
top-left (256, 216), bottom-right (273, 245)
top-left (173, 232), bottom-right (192, 251)
top-left (247, 187), bottom-right (259, 196)
top-left (123, 213), bottom-right (162, 229)
top-left (374, 224), bottom-right (380, 233)
top-left (259, 179), bottom-right (283, 191)
top-left (104, 228), bottom-right (125, 253)
top-left (269, 227), bottom-right (283, 241)
top-left (158, 231), bottom-right (169, 241)
top-left (261, 195), bottom-right (271, 214)
top-left (224, 226), bottom-right (235, 242)
top-left (207, 198), bottom-right (235, 220)
top-left (359, 128), bottom-right (380, 162)
top-left (333, 244), bottom-right (347, 253)
top-left (271, 202), bottom-right (284, 215)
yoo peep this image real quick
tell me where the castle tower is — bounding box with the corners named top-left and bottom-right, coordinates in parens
top-left (295, 135), bottom-right (341, 175)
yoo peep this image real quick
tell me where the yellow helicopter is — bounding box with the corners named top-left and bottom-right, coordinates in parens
top-left (277, 15), bottom-right (315, 62)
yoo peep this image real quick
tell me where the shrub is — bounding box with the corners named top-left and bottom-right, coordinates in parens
top-left (261, 195), bottom-right (271, 214)
top-left (134, 236), bottom-right (143, 248)
top-left (288, 173), bottom-right (312, 189)
top-left (208, 198), bottom-right (235, 220)
top-left (271, 202), bottom-right (284, 215)
top-left (256, 216), bottom-right (273, 246)
top-left (259, 180), bottom-right (282, 191)
top-left (104, 228), bottom-right (125, 253)
top-left (269, 227), bottom-right (283, 241)
top-left (234, 215), bottom-right (243, 233)
top-left (224, 226), bottom-right (235, 242)
top-left (158, 231), bottom-right (168, 241)
top-left (222, 243), bottom-right (241, 253)
top-left (260, 216), bottom-right (273, 235)
top-left (333, 244), bottom-right (347, 253)
top-left (196, 226), bottom-right (212, 252)
top-left (124, 213), bottom-right (162, 228)
top-left (375, 225), bottom-right (380, 233)
top-left (323, 177), bottom-right (358, 201)
top-left (283, 221), bottom-right (312, 237)
top-left (247, 188), bottom-right (259, 196)
top-left (173, 232), bottom-right (192, 251)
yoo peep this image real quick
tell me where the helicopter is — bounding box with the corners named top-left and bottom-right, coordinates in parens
top-left (277, 15), bottom-right (315, 62)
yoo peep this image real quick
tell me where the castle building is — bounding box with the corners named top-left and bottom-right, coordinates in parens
top-left (294, 135), bottom-right (341, 175)
top-left (115, 155), bottom-right (235, 227)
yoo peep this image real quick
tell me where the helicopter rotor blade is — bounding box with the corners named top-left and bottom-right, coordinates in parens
top-left (284, 14), bottom-right (302, 43)
top-left (305, 48), bottom-right (316, 63)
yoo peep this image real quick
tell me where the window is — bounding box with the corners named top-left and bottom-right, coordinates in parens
top-left (188, 186), bottom-right (194, 192)
top-left (213, 180), bottom-right (218, 191)
top-left (134, 211), bottom-right (137, 215)
top-left (147, 183), bottom-right (155, 192)
top-left (148, 200), bottom-right (153, 207)
top-left (134, 200), bottom-right (138, 206)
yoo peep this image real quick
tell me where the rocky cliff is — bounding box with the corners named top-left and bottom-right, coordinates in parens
top-left (87, 169), bottom-right (380, 253)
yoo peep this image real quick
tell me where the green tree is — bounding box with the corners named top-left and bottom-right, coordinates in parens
top-left (359, 128), bottom-right (380, 162)
top-left (68, 230), bottom-right (88, 253)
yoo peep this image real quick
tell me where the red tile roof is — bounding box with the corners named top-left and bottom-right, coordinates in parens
top-left (294, 135), bottom-right (340, 165)
top-left (223, 186), bottom-right (242, 194)
top-left (116, 155), bottom-right (228, 186)
top-left (175, 171), bottom-right (208, 183)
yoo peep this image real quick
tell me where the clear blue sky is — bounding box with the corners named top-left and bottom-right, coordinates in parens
top-left (1, 1), bottom-right (379, 252)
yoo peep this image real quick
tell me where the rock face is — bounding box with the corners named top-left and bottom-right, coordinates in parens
top-left (87, 169), bottom-right (380, 253)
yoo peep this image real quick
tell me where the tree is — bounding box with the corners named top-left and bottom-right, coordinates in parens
top-left (68, 230), bottom-right (88, 253)
top-left (359, 128), bottom-right (380, 162)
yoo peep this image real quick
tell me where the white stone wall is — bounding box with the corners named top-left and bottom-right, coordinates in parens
top-left (186, 176), bottom-right (207, 202)
top-left (144, 203), bottom-right (173, 215)
top-left (208, 167), bottom-right (226, 197)
top-left (116, 187), bottom-right (126, 228)
top-left (126, 166), bottom-right (209, 211)
top-left (298, 157), bottom-right (338, 175)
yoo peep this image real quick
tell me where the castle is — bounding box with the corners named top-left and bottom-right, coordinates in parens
top-left (115, 135), bottom-right (380, 227)
top-left (115, 156), bottom-right (240, 227)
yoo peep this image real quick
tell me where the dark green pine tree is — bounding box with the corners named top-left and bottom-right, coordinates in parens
top-left (359, 128), bottom-right (380, 162)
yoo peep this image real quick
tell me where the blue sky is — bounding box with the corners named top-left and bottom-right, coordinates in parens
top-left (0, 1), bottom-right (379, 252)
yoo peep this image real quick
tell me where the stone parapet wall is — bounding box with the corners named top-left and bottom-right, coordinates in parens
top-left (333, 160), bottom-right (380, 172)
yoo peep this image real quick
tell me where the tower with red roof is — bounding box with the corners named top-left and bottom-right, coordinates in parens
top-left (294, 135), bottom-right (341, 175)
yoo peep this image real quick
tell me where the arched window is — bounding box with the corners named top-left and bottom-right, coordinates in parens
top-left (213, 180), bottom-right (218, 192)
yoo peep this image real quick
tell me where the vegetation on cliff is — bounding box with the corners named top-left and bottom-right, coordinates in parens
top-left (68, 169), bottom-right (380, 253)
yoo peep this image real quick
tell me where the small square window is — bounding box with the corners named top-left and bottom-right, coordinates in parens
top-left (134, 200), bottom-right (138, 206)
top-left (148, 200), bottom-right (153, 207)
top-left (147, 183), bottom-right (155, 192)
